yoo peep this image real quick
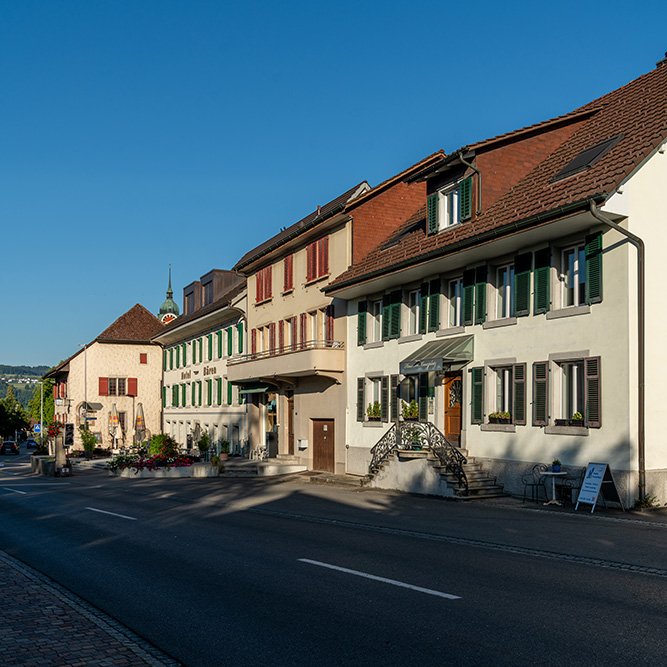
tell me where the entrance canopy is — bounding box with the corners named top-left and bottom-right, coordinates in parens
top-left (238, 382), bottom-right (272, 395)
top-left (399, 335), bottom-right (473, 375)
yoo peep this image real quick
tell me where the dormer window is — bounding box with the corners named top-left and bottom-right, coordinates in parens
top-left (427, 177), bottom-right (472, 234)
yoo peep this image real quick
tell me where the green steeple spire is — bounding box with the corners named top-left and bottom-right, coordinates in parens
top-left (158, 264), bottom-right (180, 323)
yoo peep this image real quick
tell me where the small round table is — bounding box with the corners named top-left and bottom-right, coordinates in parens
top-left (540, 471), bottom-right (567, 506)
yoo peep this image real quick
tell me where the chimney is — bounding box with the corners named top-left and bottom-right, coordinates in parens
top-left (656, 51), bottom-right (667, 68)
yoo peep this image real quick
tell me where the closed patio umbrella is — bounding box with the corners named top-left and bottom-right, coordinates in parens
top-left (135, 402), bottom-right (146, 443)
top-left (109, 404), bottom-right (120, 448)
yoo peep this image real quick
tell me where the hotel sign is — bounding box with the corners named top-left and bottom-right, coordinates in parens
top-left (399, 358), bottom-right (443, 375)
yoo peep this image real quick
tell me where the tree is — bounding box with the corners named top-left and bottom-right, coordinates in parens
top-left (0, 386), bottom-right (30, 438)
top-left (28, 378), bottom-right (55, 426)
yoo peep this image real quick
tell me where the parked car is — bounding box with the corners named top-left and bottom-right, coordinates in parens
top-left (25, 439), bottom-right (38, 449)
top-left (0, 441), bottom-right (19, 455)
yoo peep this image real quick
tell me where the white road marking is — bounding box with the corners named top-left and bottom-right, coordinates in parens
top-left (85, 507), bottom-right (137, 521)
top-left (2, 487), bottom-right (27, 494)
top-left (298, 558), bottom-right (461, 600)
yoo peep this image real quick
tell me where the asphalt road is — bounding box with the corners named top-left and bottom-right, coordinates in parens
top-left (1, 455), bottom-right (666, 666)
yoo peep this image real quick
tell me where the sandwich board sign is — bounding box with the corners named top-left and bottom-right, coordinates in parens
top-left (575, 462), bottom-right (624, 513)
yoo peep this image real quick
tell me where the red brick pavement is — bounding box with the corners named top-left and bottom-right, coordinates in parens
top-left (0, 551), bottom-right (181, 667)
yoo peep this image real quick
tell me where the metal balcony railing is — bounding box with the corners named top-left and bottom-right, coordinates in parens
top-left (227, 339), bottom-right (344, 365)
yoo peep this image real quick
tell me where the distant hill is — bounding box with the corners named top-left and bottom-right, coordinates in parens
top-left (0, 365), bottom-right (50, 378)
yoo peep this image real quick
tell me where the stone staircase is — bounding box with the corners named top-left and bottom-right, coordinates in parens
top-left (364, 448), bottom-right (507, 500)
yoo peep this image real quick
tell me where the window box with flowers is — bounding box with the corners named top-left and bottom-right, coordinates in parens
top-left (366, 402), bottom-right (382, 421)
top-left (488, 411), bottom-right (511, 424)
top-left (401, 400), bottom-right (419, 421)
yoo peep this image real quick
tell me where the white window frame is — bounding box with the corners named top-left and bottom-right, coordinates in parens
top-left (370, 300), bottom-right (382, 342)
top-left (495, 263), bottom-right (515, 320)
top-left (448, 278), bottom-right (463, 328)
top-left (559, 360), bottom-right (585, 419)
top-left (437, 183), bottom-right (462, 230)
top-left (495, 367), bottom-right (513, 414)
top-left (560, 244), bottom-right (586, 308)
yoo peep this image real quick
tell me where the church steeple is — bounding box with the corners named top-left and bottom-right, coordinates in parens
top-left (158, 264), bottom-right (180, 324)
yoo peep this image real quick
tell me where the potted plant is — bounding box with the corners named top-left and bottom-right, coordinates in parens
top-left (219, 440), bottom-right (230, 461)
top-left (198, 431), bottom-right (211, 460)
top-left (366, 402), bottom-right (382, 421)
top-left (552, 458), bottom-right (562, 472)
top-left (401, 400), bottom-right (419, 421)
top-left (211, 455), bottom-right (220, 467)
top-left (569, 412), bottom-right (584, 427)
top-left (489, 411), bottom-right (511, 424)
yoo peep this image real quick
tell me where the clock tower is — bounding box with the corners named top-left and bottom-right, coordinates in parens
top-left (158, 266), bottom-right (180, 325)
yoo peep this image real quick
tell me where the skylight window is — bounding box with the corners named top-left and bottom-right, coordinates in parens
top-left (551, 135), bottom-right (623, 183)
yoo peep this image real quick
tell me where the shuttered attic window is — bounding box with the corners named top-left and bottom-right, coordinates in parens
top-left (551, 135), bottom-right (623, 183)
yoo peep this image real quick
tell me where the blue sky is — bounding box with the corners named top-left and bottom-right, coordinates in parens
top-left (1, 0), bottom-right (665, 367)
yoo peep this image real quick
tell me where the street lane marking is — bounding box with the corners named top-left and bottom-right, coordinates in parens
top-left (2, 487), bottom-right (27, 494)
top-left (298, 558), bottom-right (461, 600)
top-left (85, 507), bottom-right (137, 521)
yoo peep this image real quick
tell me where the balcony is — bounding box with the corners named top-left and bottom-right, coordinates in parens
top-left (227, 339), bottom-right (345, 383)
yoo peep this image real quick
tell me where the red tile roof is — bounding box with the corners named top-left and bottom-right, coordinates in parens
top-left (327, 63), bottom-right (667, 292)
top-left (96, 304), bottom-right (164, 342)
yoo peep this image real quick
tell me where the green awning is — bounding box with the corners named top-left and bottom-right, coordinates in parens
top-left (400, 335), bottom-right (473, 375)
top-left (239, 383), bottom-right (271, 395)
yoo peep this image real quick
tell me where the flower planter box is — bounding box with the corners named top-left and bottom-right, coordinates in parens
top-left (489, 417), bottom-right (511, 424)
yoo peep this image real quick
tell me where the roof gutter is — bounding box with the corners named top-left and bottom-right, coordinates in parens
top-left (326, 195), bottom-right (606, 294)
top-left (588, 199), bottom-right (646, 502)
top-left (234, 204), bottom-right (347, 272)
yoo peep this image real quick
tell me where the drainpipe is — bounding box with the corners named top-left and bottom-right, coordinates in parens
top-left (458, 152), bottom-right (482, 215)
top-left (588, 199), bottom-right (646, 501)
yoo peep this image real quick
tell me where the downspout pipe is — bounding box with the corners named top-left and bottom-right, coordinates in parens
top-left (588, 199), bottom-right (646, 501)
top-left (458, 152), bottom-right (482, 215)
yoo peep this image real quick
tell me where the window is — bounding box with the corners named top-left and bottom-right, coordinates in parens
top-left (104, 378), bottom-right (127, 396)
top-left (357, 376), bottom-right (389, 422)
top-left (427, 178), bottom-right (472, 234)
top-left (306, 236), bottom-right (329, 282)
top-left (256, 265), bottom-right (272, 303)
top-left (283, 254), bottom-right (294, 292)
top-left (118, 412), bottom-right (126, 433)
top-left (496, 264), bottom-right (515, 319)
top-left (561, 244), bottom-right (586, 307)
top-left (448, 278), bottom-right (463, 327)
top-left (370, 300), bottom-right (382, 342)
top-left (560, 361), bottom-right (584, 418)
top-left (203, 282), bottom-right (213, 306)
top-left (495, 367), bottom-right (512, 414)
top-left (408, 290), bottom-right (419, 335)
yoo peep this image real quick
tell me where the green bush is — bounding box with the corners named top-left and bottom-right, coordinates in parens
top-left (148, 434), bottom-right (179, 457)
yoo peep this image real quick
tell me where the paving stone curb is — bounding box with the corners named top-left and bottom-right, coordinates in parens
top-left (0, 550), bottom-right (182, 667)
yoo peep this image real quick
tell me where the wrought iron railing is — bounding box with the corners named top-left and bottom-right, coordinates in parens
top-left (368, 421), bottom-right (468, 492)
top-left (227, 339), bottom-right (344, 365)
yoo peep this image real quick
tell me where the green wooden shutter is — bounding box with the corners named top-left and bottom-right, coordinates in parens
top-left (462, 269), bottom-right (475, 326)
top-left (227, 380), bottom-right (233, 405)
top-left (427, 194), bottom-right (438, 234)
top-left (169, 348), bottom-right (174, 370)
top-left (163, 350), bottom-right (167, 371)
top-left (474, 266), bottom-right (487, 325)
top-left (217, 331), bottom-right (223, 358)
top-left (382, 295), bottom-right (391, 340)
top-left (175, 346), bottom-right (180, 368)
top-left (237, 323), bottom-right (244, 354)
top-left (227, 327), bottom-right (233, 356)
top-left (514, 253), bottom-right (532, 317)
top-left (471, 367), bottom-right (484, 424)
top-left (419, 284), bottom-right (428, 334)
top-left (533, 361), bottom-right (549, 426)
top-left (182, 343), bottom-right (187, 366)
top-left (389, 291), bottom-right (402, 339)
top-left (198, 381), bottom-right (202, 406)
top-left (585, 232), bottom-right (603, 304)
top-left (356, 378), bottom-right (365, 422)
top-left (208, 334), bottom-right (213, 361)
top-left (207, 379), bottom-right (212, 406)
top-left (381, 376), bottom-right (389, 422)
top-left (459, 177), bottom-right (472, 221)
top-left (534, 247), bottom-right (551, 314)
top-left (418, 373), bottom-right (428, 421)
top-left (182, 384), bottom-right (186, 406)
top-left (512, 363), bottom-right (527, 425)
top-left (357, 301), bottom-right (367, 346)
top-left (217, 378), bottom-right (222, 405)
top-left (428, 279), bottom-right (440, 332)
top-left (162, 386), bottom-right (166, 407)
top-left (172, 385), bottom-right (178, 407)
top-left (390, 374), bottom-right (399, 421)
top-left (585, 356), bottom-right (601, 428)
top-left (191, 382), bottom-right (195, 406)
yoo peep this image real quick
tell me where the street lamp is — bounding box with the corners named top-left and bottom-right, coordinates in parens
top-left (78, 343), bottom-right (88, 429)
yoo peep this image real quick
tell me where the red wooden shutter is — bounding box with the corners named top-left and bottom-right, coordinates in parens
top-left (266, 266), bottom-right (272, 299)
top-left (306, 242), bottom-right (315, 281)
top-left (325, 304), bottom-right (334, 345)
top-left (269, 323), bottom-right (276, 353)
top-left (291, 316), bottom-right (297, 348)
top-left (99, 377), bottom-right (109, 396)
top-left (251, 328), bottom-right (257, 355)
top-left (127, 378), bottom-right (138, 397)
top-left (53, 385), bottom-right (57, 399)
top-left (318, 236), bottom-right (329, 277)
top-left (279, 320), bottom-right (284, 352)
top-left (140, 353), bottom-right (147, 364)
top-left (300, 313), bottom-right (307, 349)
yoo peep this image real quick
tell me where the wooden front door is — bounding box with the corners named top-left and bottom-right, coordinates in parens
top-left (444, 373), bottom-right (462, 443)
top-left (287, 393), bottom-right (294, 455)
top-left (312, 419), bottom-right (335, 472)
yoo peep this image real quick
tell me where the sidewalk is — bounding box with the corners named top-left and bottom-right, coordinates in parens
top-left (0, 550), bottom-right (181, 667)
